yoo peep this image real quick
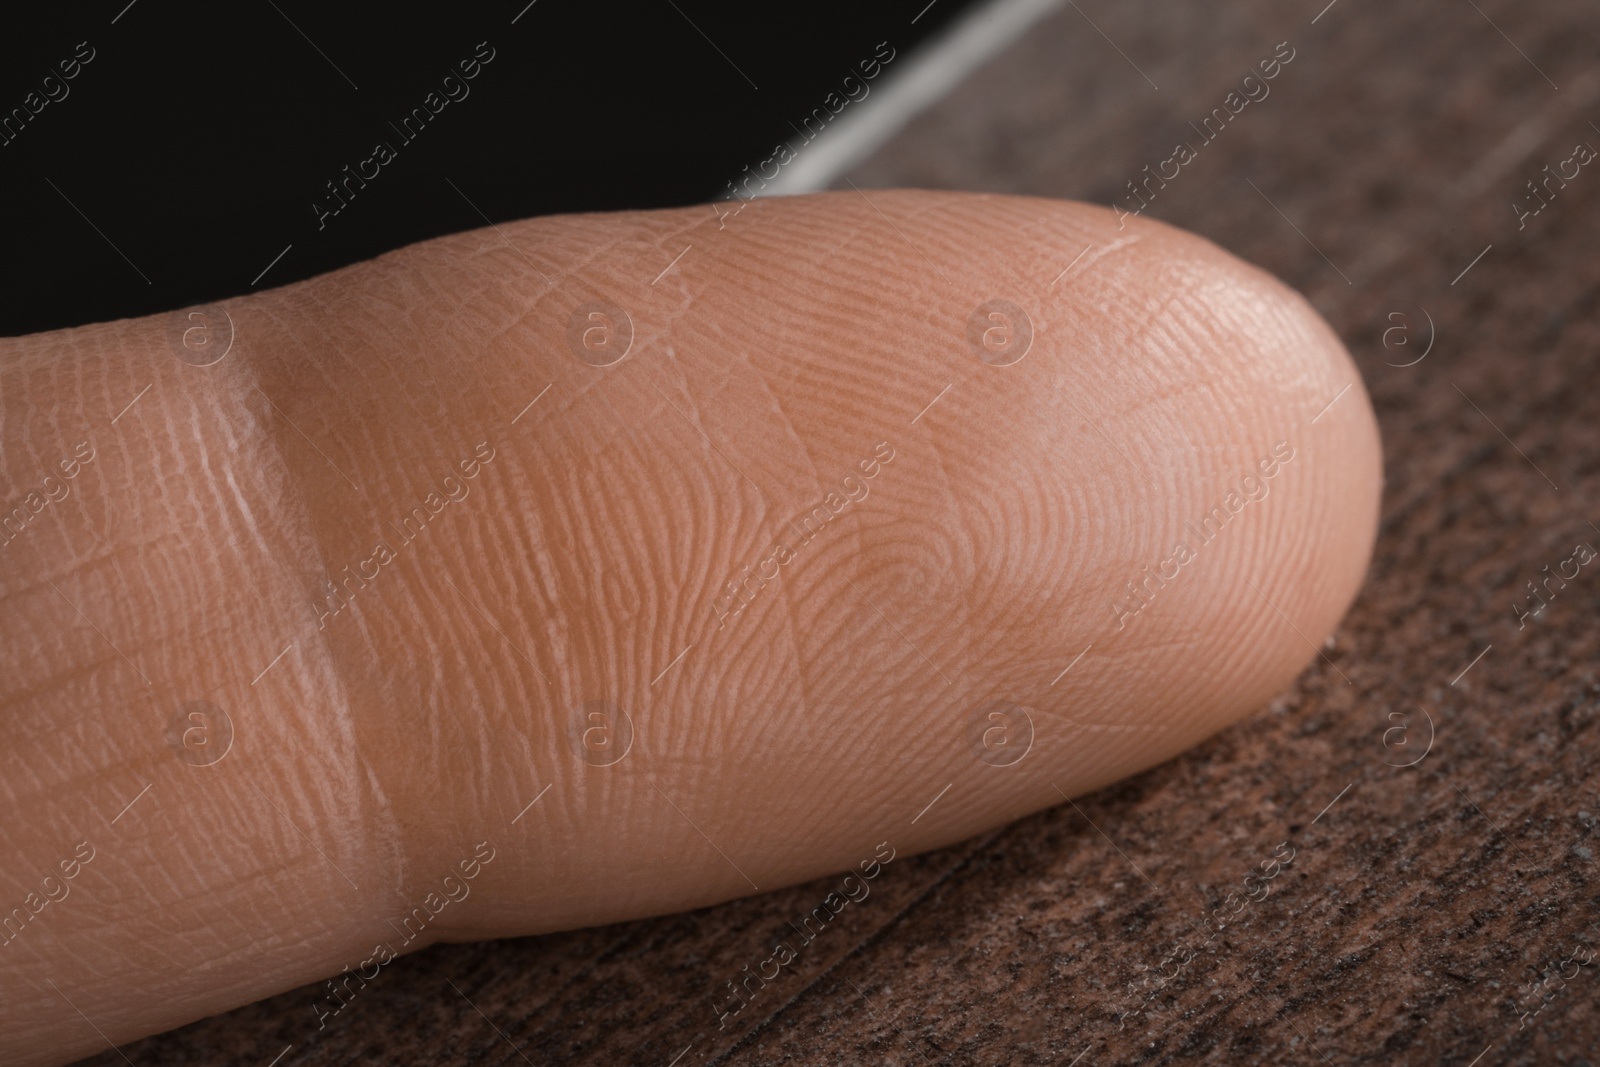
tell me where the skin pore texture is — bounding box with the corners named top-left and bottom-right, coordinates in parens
top-left (0, 190), bottom-right (1380, 1063)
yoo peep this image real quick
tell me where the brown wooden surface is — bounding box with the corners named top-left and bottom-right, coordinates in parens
top-left (79, 0), bottom-right (1600, 1063)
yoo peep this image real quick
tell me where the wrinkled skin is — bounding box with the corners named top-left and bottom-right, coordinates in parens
top-left (0, 190), bottom-right (1380, 1063)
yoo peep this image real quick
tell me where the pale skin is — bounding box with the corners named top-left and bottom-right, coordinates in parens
top-left (0, 190), bottom-right (1380, 1063)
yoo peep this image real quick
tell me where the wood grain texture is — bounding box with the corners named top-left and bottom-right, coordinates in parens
top-left (74, 0), bottom-right (1600, 1063)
